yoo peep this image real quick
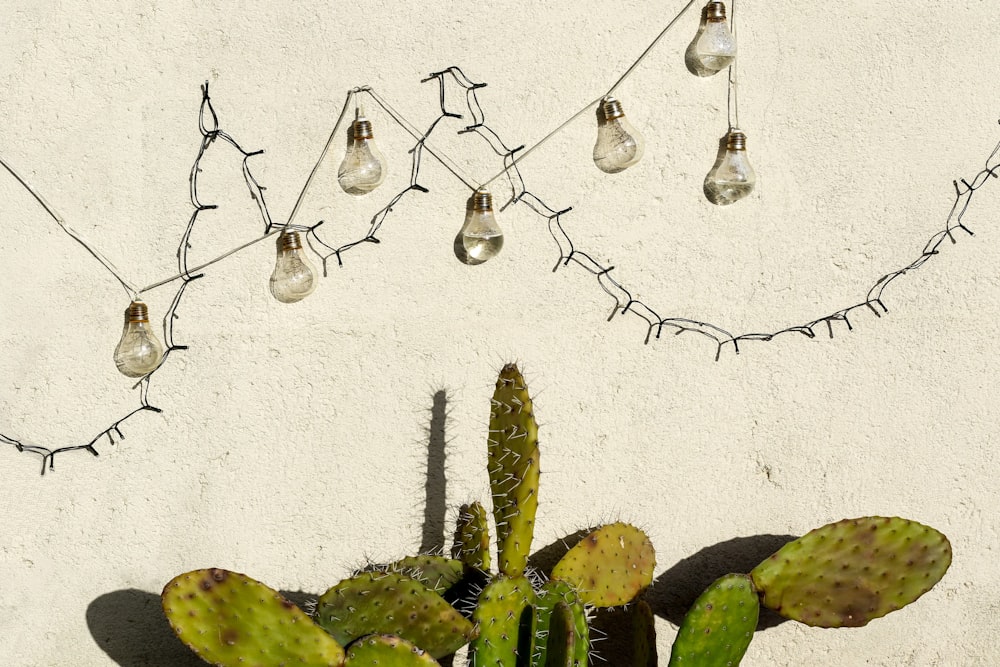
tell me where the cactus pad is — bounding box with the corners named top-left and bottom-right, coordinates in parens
top-left (551, 523), bottom-right (656, 607)
top-left (488, 363), bottom-right (540, 578)
top-left (453, 502), bottom-right (492, 571)
top-left (316, 572), bottom-right (474, 658)
top-left (544, 602), bottom-right (576, 667)
top-left (667, 573), bottom-right (758, 667)
top-left (161, 568), bottom-right (345, 667)
top-left (632, 599), bottom-right (658, 667)
top-left (343, 634), bottom-right (441, 667)
top-left (469, 575), bottom-right (537, 667)
top-left (385, 555), bottom-right (465, 594)
top-left (532, 580), bottom-right (589, 667)
top-left (750, 516), bottom-right (952, 628)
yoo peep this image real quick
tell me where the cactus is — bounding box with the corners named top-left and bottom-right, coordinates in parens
top-left (667, 574), bottom-right (759, 667)
top-left (750, 516), bottom-right (952, 628)
top-left (161, 365), bottom-right (952, 667)
top-left (161, 568), bottom-right (346, 667)
top-left (344, 634), bottom-right (442, 667)
top-left (488, 363), bottom-right (540, 578)
top-left (468, 575), bottom-right (536, 667)
top-left (453, 502), bottom-right (491, 571)
top-left (316, 571), bottom-right (475, 658)
top-left (550, 522), bottom-right (656, 607)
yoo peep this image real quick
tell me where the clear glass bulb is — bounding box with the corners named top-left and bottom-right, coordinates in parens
top-left (688, 1), bottom-right (737, 76)
top-left (704, 129), bottom-right (756, 205)
top-left (270, 230), bottom-right (318, 303)
top-left (114, 301), bottom-right (164, 378)
top-left (593, 97), bottom-right (645, 174)
top-left (337, 117), bottom-right (387, 195)
top-left (460, 189), bottom-right (504, 264)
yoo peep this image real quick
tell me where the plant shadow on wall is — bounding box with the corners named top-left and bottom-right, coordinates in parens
top-left (113, 364), bottom-right (950, 667)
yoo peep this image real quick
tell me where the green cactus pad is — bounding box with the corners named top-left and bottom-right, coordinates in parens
top-left (667, 573), bottom-right (758, 667)
top-left (544, 602), bottom-right (576, 667)
top-left (750, 516), bottom-right (952, 628)
top-left (469, 575), bottom-right (537, 667)
top-left (386, 555), bottom-right (465, 594)
top-left (532, 580), bottom-right (588, 667)
top-left (632, 599), bottom-right (658, 667)
top-left (161, 568), bottom-right (346, 667)
top-left (343, 634), bottom-right (441, 667)
top-left (316, 572), bottom-right (474, 658)
top-left (488, 363), bottom-right (540, 578)
top-left (453, 502), bottom-right (491, 571)
top-left (551, 523), bottom-right (656, 607)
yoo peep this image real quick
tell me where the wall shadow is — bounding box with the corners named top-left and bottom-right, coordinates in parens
top-left (648, 533), bottom-right (798, 631)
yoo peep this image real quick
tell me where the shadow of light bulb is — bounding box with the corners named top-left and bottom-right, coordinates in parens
top-left (338, 117), bottom-right (387, 195)
top-left (687, 1), bottom-right (736, 77)
top-left (593, 97), bottom-right (645, 174)
top-left (704, 129), bottom-right (756, 205)
top-left (270, 230), bottom-right (318, 303)
top-left (113, 301), bottom-right (164, 378)
top-left (456, 189), bottom-right (504, 265)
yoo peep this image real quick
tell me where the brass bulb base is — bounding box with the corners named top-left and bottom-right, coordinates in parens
top-left (601, 97), bottom-right (625, 120)
top-left (278, 230), bottom-right (304, 251)
top-left (472, 188), bottom-right (494, 212)
top-left (352, 118), bottom-right (374, 140)
top-left (726, 130), bottom-right (747, 151)
top-left (126, 301), bottom-right (150, 322)
top-left (705, 1), bottom-right (728, 22)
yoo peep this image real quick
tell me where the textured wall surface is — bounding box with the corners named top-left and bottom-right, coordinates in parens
top-left (2, 0), bottom-right (999, 664)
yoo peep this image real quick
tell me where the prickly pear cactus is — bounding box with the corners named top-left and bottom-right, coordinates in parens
top-left (453, 502), bottom-right (491, 571)
top-left (532, 580), bottom-right (589, 667)
top-left (161, 568), bottom-right (346, 667)
top-left (469, 575), bottom-right (537, 667)
top-left (543, 602), bottom-right (576, 667)
top-left (667, 573), bottom-right (759, 667)
top-left (632, 599), bottom-right (658, 667)
top-left (750, 516), bottom-right (952, 628)
top-left (550, 522), bottom-right (656, 607)
top-left (344, 634), bottom-right (442, 667)
top-left (488, 363), bottom-right (540, 578)
top-left (316, 571), bottom-right (474, 658)
top-left (383, 555), bottom-right (465, 594)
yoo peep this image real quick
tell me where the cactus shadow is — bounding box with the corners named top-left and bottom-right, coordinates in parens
top-left (420, 389), bottom-right (449, 555)
top-left (648, 534), bottom-right (798, 632)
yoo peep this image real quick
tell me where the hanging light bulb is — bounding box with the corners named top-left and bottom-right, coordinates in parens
top-left (704, 128), bottom-right (756, 205)
top-left (459, 188), bottom-right (504, 264)
top-left (593, 96), bottom-right (645, 174)
top-left (270, 230), bottom-right (318, 303)
top-left (687, 1), bottom-right (737, 77)
top-left (114, 301), bottom-right (164, 378)
top-left (337, 114), bottom-right (387, 195)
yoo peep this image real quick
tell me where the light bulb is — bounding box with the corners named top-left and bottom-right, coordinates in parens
top-left (704, 129), bottom-right (756, 205)
top-left (687, 1), bottom-right (737, 76)
top-left (459, 188), bottom-right (504, 264)
top-left (114, 301), bottom-right (164, 378)
top-left (593, 97), bottom-right (645, 174)
top-left (337, 117), bottom-right (387, 195)
top-left (270, 230), bottom-right (318, 303)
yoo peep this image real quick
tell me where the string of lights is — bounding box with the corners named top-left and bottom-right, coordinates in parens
top-left (3, 0), bottom-right (998, 473)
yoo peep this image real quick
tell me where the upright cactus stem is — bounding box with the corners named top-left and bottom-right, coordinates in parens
top-left (488, 363), bottom-right (540, 578)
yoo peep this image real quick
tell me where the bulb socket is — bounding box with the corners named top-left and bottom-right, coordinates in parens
top-left (278, 230), bottom-right (304, 251)
top-left (472, 188), bottom-right (494, 212)
top-left (705, 1), bottom-right (728, 22)
top-left (352, 118), bottom-right (374, 140)
top-left (125, 301), bottom-right (150, 322)
top-left (601, 97), bottom-right (625, 121)
top-left (726, 130), bottom-right (747, 151)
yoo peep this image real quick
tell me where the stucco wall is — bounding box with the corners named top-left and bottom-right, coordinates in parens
top-left (1, 1), bottom-right (998, 664)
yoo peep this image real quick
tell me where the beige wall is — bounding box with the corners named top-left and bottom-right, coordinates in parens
top-left (1, 1), bottom-right (998, 664)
